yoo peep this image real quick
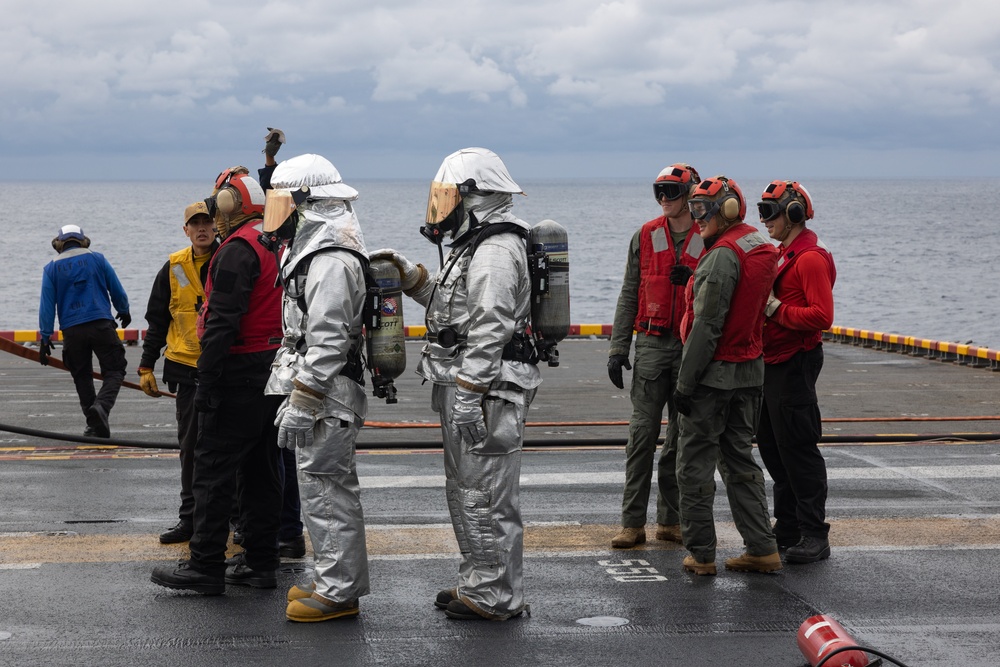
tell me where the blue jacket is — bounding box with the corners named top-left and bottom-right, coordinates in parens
top-left (39, 247), bottom-right (130, 339)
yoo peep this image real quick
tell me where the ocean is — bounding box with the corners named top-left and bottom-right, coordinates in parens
top-left (3, 179), bottom-right (999, 349)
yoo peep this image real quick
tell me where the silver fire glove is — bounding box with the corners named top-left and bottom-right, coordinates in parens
top-left (453, 387), bottom-right (487, 444)
top-left (370, 247), bottom-right (426, 291)
top-left (275, 388), bottom-right (323, 449)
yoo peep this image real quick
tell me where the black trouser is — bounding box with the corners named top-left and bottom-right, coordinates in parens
top-left (189, 387), bottom-right (283, 576)
top-left (277, 446), bottom-right (303, 541)
top-left (757, 345), bottom-right (830, 541)
top-left (61, 319), bottom-right (127, 417)
top-left (174, 382), bottom-right (198, 524)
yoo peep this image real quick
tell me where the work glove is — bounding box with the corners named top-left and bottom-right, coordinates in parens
top-left (116, 312), bottom-right (132, 329)
top-left (452, 387), bottom-right (487, 445)
top-left (137, 367), bottom-right (162, 397)
top-left (275, 388), bottom-right (322, 449)
top-left (39, 337), bottom-right (52, 366)
top-left (263, 127), bottom-right (286, 158)
top-left (764, 291), bottom-right (782, 317)
top-left (370, 248), bottom-right (426, 291)
top-left (194, 383), bottom-right (219, 413)
top-left (672, 390), bottom-right (693, 417)
top-left (670, 264), bottom-right (694, 286)
top-left (607, 354), bottom-right (632, 389)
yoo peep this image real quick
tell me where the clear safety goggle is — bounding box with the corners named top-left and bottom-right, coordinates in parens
top-left (425, 181), bottom-right (462, 225)
top-left (687, 199), bottom-right (718, 221)
top-left (653, 181), bottom-right (687, 202)
top-left (757, 200), bottom-right (783, 222)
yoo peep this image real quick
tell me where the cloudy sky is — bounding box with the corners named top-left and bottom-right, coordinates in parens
top-left (3, 0), bottom-right (998, 180)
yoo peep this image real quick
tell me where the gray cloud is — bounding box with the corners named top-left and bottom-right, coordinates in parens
top-left (1, 0), bottom-right (997, 178)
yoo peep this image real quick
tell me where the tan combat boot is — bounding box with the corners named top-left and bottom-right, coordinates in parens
top-left (611, 526), bottom-right (646, 548)
top-left (724, 551), bottom-right (783, 573)
top-left (655, 523), bottom-right (682, 543)
top-left (682, 555), bottom-right (717, 576)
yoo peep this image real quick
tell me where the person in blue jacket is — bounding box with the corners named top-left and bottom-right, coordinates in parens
top-left (39, 224), bottom-right (131, 438)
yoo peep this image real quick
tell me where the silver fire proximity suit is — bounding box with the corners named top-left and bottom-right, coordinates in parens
top-left (400, 148), bottom-right (541, 619)
top-left (265, 156), bottom-right (370, 605)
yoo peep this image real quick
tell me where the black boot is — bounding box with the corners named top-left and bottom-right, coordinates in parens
top-left (278, 535), bottom-right (306, 559)
top-left (150, 560), bottom-right (224, 595)
top-left (86, 403), bottom-right (110, 438)
top-left (434, 588), bottom-right (457, 610)
top-left (784, 535), bottom-right (831, 564)
top-left (159, 521), bottom-right (193, 544)
top-left (225, 553), bottom-right (277, 588)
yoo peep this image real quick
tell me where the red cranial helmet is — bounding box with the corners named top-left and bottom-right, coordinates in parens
top-left (758, 180), bottom-right (814, 224)
top-left (687, 175), bottom-right (746, 223)
top-left (653, 163), bottom-right (701, 202)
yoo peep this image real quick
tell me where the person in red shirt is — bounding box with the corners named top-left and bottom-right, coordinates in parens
top-left (756, 180), bottom-right (836, 565)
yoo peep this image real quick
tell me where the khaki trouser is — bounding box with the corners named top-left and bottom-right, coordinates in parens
top-left (676, 384), bottom-right (776, 563)
top-left (620, 332), bottom-right (682, 527)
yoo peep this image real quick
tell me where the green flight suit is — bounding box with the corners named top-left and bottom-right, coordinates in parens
top-left (675, 243), bottom-right (777, 564)
top-left (610, 228), bottom-right (683, 528)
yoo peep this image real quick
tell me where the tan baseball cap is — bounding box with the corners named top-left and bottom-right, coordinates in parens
top-left (184, 201), bottom-right (211, 224)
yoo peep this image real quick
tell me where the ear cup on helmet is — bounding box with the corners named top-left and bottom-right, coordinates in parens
top-left (216, 188), bottom-right (239, 215)
top-left (720, 195), bottom-right (740, 222)
top-left (51, 234), bottom-right (90, 252)
top-left (786, 200), bottom-right (805, 224)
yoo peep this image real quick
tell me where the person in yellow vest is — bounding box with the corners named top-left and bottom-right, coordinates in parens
top-left (139, 202), bottom-right (218, 544)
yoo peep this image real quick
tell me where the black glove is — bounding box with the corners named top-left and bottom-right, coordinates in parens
top-left (673, 390), bottom-right (693, 417)
top-left (263, 127), bottom-right (285, 158)
top-left (607, 354), bottom-right (632, 389)
top-left (670, 264), bottom-right (694, 286)
top-left (39, 337), bottom-right (52, 366)
top-left (116, 312), bottom-right (132, 328)
top-left (194, 383), bottom-right (219, 413)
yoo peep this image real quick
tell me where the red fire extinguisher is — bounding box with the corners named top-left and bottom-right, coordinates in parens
top-left (797, 615), bottom-right (869, 667)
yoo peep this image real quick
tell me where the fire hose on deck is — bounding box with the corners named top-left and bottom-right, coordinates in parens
top-left (2, 335), bottom-right (999, 450)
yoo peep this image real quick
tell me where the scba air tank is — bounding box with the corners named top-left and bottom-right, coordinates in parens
top-left (367, 258), bottom-right (407, 403)
top-left (529, 219), bottom-right (570, 366)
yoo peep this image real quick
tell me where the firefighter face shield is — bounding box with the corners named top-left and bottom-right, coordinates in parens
top-left (258, 187), bottom-right (310, 253)
top-left (654, 181), bottom-right (687, 202)
top-left (687, 199), bottom-right (719, 221)
top-left (262, 187), bottom-right (310, 234)
top-left (423, 179), bottom-right (474, 243)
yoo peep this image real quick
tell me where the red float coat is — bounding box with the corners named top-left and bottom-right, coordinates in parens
top-left (634, 216), bottom-right (704, 340)
top-left (198, 221), bottom-right (282, 355)
top-left (709, 223), bottom-right (778, 362)
top-left (762, 228), bottom-right (836, 365)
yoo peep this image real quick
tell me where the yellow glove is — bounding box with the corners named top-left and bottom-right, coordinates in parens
top-left (138, 367), bottom-right (162, 397)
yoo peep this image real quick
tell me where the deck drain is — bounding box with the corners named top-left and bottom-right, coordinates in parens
top-left (575, 616), bottom-right (629, 627)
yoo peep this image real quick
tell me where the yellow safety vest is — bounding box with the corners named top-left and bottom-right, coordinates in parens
top-left (164, 246), bottom-right (205, 368)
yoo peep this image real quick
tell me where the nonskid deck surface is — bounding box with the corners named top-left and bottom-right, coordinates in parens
top-left (1, 340), bottom-right (998, 665)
